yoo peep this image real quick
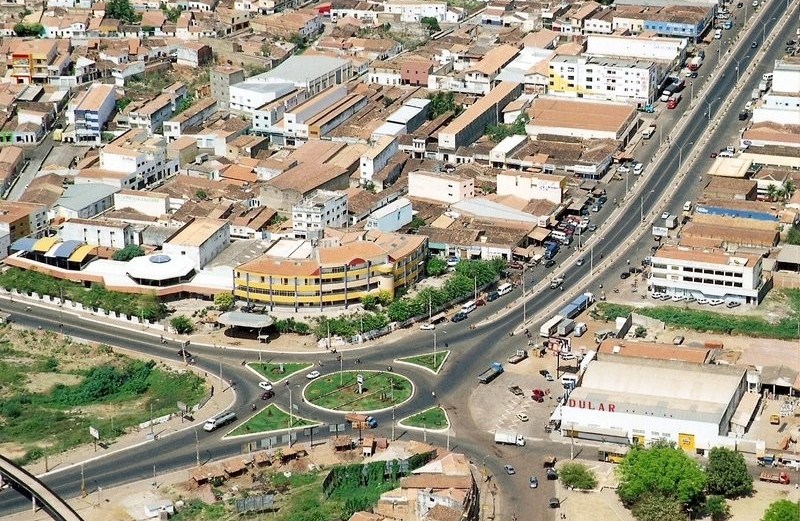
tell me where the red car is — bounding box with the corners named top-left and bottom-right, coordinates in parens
top-left (532, 389), bottom-right (546, 402)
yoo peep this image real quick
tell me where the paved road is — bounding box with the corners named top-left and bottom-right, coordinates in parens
top-left (5, 132), bottom-right (54, 201)
top-left (0, 1), bottom-right (796, 518)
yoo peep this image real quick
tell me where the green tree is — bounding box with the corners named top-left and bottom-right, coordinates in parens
top-left (170, 315), bottom-right (195, 334)
top-left (427, 92), bottom-right (462, 119)
top-left (160, 2), bottom-right (181, 23)
top-left (631, 494), bottom-right (688, 521)
top-left (786, 225), bottom-right (800, 245)
top-left (705, 447), bottom-right (752, 498)
top-left (617, 442), bottom-right (706, 508)
top-left (111, 245), bottom-right (145, 261)
top-left (766, 184), bottom-right (779, 202)
top-left (13, 22), bottom-right (44, 37)
top-left (634, 325), bottom-right (647, 338)
top-left (426, 257), bottom-right (447, 277)
top-left (387, 299), bottom-right (412, 322)
top-left (705, 495), bottom-right (730, 521)
top-left (762, 500), bottom-right (800, 521)
top-left (420, 16), bottom-right (441, 32)
top-left (409, 215), bottom-right (426, 230)
top-left (361, 294), bottom-right (380, 311)
top-left (559, 462), bottom-right (598, 490)
top-left (106, 0), bottom-right (141, 23)
top-left (195, 189), bottom-right (208, 200)
top-left (214, 293), bottom-right (234, 311)
top-left (486, 113), bottom-right (529, 142)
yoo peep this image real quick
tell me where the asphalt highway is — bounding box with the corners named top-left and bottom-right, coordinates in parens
top-left (0, 1), bottom-right (796, 517)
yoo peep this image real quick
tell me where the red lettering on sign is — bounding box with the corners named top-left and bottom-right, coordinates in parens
top-left (567, 399), bottom-right (615, 412)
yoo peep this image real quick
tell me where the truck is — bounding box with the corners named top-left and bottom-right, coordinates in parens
top-left (688, 55), bottom-right (703, 71)
top-left (544, 241), bottom-right (560, 259)
top-left (540, 315), bottom-right (564, 337)
top-left (751, 88), bottom-right (761, 100)
top-left (550, 276), bottom-right (564, 289)
top-left (665, 215), bottom-right (678, 229)
top-left (494, 430), bottom-right (526, 446)
top-left (556, 318), bottom-right (575, 337)
top-left (759, 471), bottom-right (790, 484)
top-left (345, 413), bottom-right (378, 429)
top-left (478, 362), bottom-right (504, 384)
top-left (759, 79), bottom-right (771, 93)
top-left (642, 124), bottom-right (657, 140)
top-left (507, 349), bottom-right (528, 364)
top-left (558, 293), bottom-right (596, 319)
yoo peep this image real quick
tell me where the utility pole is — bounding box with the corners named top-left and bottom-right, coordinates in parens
top-left (391, 406), bottom-right (395, 441)
top-left (80, 464), bottom-right (86, 497)
top-left (195, 428), bottom-right (200, 467)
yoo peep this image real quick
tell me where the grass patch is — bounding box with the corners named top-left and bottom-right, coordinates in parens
top-left (593, 293), bottom-right (800, 340)
top-left (397, 351), bottom-right (449, 373)
top-left (250, 362), bottom-right (312, 383)
top-left (305, 371), bottom-right (412, 411)
top-left (0, 353), bottom-right (206, 465)
top-left (400, 407), bottom-right (449, 429)
top-left (229, 404), bottom-right (313, 436)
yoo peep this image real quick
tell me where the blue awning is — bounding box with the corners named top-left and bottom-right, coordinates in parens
top-left (10, 238), bottom-right (36, 253)
top-left (53, 240), bottom-right (83, 259)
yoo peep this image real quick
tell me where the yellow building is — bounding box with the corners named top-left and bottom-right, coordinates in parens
top-left (234, 229), bottom-right (427, 309)
top-left (7, 40), bottom-right (58, 84)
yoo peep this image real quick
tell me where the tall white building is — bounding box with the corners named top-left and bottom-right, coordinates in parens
top-left (751, 60), bottom-right (800, 126)
top-left (408, 171), bottom-right (474, 204)
top-left (95, 130), bottom-right (179, 189)
top-left (60, 218), bottom-right (136, 249)
top-left (66, 84), bottom-right (116, 145)
top-left (162, 218), bottom-right (230, 270)
top-left (548, 55), bottom-right (659, 105)
top-left (649, 246), bottom-right (766, 305)
top-left (360, 136), bottom-right (398, 184)
top-left (292, 189), bottom-right (348, 240)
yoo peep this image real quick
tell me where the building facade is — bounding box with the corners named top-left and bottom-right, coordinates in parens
top-left (548, 55), bottom-right (658, 105)
top-left (292, 189), bottom-right (348, 240)
top-left (67, 84), bottom-right (117, 145)
top-left (649, 246), bottom-right (766, 305)
top-left (162, 218), bottom-right (230, 270)
top-left (408, 171), bottom-right (475, 203)
top-left (60, 218), bottom-right (135, 249)
top-left (233, 230), bottom-right (427, 309)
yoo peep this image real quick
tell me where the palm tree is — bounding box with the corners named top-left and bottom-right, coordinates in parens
top-left (782, 179), bottom-right (796, 201)
top-left (766, 184), bottom-right (779, 202)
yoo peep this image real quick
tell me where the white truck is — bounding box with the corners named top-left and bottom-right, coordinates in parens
top-left (494, 430), bottom-right (526, 446)
top-left (540, 315), bottom-right (563, 337)
top-left (642, 124), bottom-right (657, 140)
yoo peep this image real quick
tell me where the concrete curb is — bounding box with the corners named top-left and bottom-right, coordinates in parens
top-left (221, 403), bottom-right (321, 440)
top-left (397, 407), bottom-right (451, 434)
top-left (300, 370), bottom-right (416, 415)
top-left (393, 350), bottom-right (451, 376)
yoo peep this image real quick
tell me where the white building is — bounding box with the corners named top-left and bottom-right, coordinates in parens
top-left (649, 246), bottom-right (766, 305)
top-left (496, 170), bottom-right (566, 204)
top-left (365, 197), bottom-right (412, 232)
top-left (66, 84), bottom-right (116, 145)
top-left (94, 131), bottom-right (179, 189)
top-left (291, 189), bottom-right (347, 240)
top-left (229, 82), bottom-right (296, 115)
top-left (60, 218), bottom-right (136, 249)
top-left (548, 55), bottom-right (659, 105)
top-left (383, 0), bottom-right (448, 22)
top-left (283, 86), bottom-right (348, 140)
top-left (360, 136), bottom-right (398, 184)
top-left (586, 34), bottom-right (687, 62)
top-left (559, 356), bottom-right (751, 453)
top-left (54, 183), bottom-right (120, 220)
top-left (751, 60), bottom-right (800, 126)
top-left (247, 56), bottom-right (351, 98)
top-left (252, 89), bottom-right (307, 135)
top-left (162, 218), bottom-right (230, 270)
top-left (113, 190), bottom-right (171, 218)
top-left (408, 171), bottom-right (474, 204)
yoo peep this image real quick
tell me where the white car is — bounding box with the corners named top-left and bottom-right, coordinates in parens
top-left (618, 165), bottom-right (630, 173)
top-left (633, 163), bottom-right (644, 174)
top-left (661, 211), bottom-right (671, 219)
top-left (516, 413), bottom-right (529, 422)
top-left (258, 381), bottom-right (273, 391)
top-left (709, 299), bottom-right (725, 306)
top-left (306, 370), bottom-right (321, 380)
top-left (561, 353), bottom-right (577, 361)
top-left (420, 323), bottom-right (436, 330)
top-left (697, 298), bottom-right (709, 304)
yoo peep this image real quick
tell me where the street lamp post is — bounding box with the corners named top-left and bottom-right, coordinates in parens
top-left (704, 97), bottom-right (720, 120)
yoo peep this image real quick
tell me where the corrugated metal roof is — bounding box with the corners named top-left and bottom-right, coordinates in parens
top-left (10, 237), bottom-right (36, 252)
top-left (32, 237), bottom-right (58, 253)
top-left (53, 240), bottom-right (83, 259)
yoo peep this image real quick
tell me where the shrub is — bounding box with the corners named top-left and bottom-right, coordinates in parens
top-left (170, 315), bottom-right (195, 334)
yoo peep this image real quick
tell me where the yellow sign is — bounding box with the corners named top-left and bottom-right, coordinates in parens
top-left (678, 433), bottom-right (695, 452)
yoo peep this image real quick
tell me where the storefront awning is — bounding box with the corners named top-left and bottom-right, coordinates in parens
top-left (217, 311), bottom-right (274, 329)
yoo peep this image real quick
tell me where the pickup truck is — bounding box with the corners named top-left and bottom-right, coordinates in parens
top-left (509, 385), bottom-right (524, 396)
top-left (345, 413), bottom-right (378, 429)
top-left (478, 362), bottom-right (504, 384)
top-left (508, 349), bottom-right (528, 364)
top-left (759, 471), bottom-right (790, 484)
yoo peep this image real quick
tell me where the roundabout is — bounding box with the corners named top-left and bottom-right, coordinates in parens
top-left (303, 370), bottom-right (414, 413)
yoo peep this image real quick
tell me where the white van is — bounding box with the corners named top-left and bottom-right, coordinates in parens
top-left (683, 201), bottom-right (693, 212)
top-left (714, 28), bottom-right (722, 39)
top-left (762, 73), bottom-right (773, 82)
top-left (203, 411), bottom-right (237, 432)
top-left (561, 374), bottom-right (579, 387)
top-left (497, 283), bottom-right (513, 296)
top-left (461, 301), bottom-right (477, 314)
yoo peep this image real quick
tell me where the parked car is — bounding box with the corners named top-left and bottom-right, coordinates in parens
top-left (549, 498), bottom-right (560, 508)
top-left (710, 151), bottom-right (718, 158)
top-left (258, 381), bottom-right (273, 391)
top-left (673, 335), bottom-right (684, 345)
top-left (726, 301), bottom-right (741, 308)
top-left (543, 371), bottom-right (554, 382)
top-left (618, 165), bottom-right (630, 173)
top-left (451, 312), bottom-right (468, 323)
top-left (504, 465), bottom-right (516, 475)
top-left (620, 271), bottom-right (631, 280)
top-left (661, 211), bottom-right (671, 219)
top-left (633, 163), bottom-right (644, 175)
top-left (588, 224), bottom-right (598, 232)
top-left (420, 323), bottom-right (435, 330)
top-left (516, 413), bottom-right (529, 422)
top-left (487, 291), bottom-right (500, 302)
top-left (546, 468), bottom-right (558, 480)
top-left (306, 370), bottom-right (321, 379)
top-left (544, 259), bottom-right (556, 268)
top-left (688, 71), bottom-right (698, 78)
top-left (529, 476), bottom-right (539, 489)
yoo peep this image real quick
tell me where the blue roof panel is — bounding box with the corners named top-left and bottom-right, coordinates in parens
top-left (10, 238), bottom-right (36, 252)
top-left (53, 240), bottom-right (84, 258)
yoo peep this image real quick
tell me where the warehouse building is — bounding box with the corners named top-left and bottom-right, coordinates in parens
top-left (558, 356), bottom-right (757, 453)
